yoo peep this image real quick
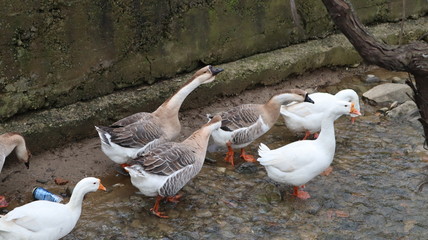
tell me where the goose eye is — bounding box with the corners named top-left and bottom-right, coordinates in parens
top-left (93, 182), bottom-right (96, 185)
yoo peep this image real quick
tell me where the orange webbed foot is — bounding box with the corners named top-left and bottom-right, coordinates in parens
top-left (166, 194), bottom-right (182, 203)
top-left (150, 208), bottom-right (169, 218)
top-left (224, 142), bottom-right (235, 166)
top-left (293, 186), bottom-right (311, 200)
top-left (313, 132), bottom-right (319, 139)
top-left (295, 190), bottom-right (311, 200)
top-left (302, 131), bottom-right (311, 140)
top-left (240, 149), bottom-right (256, 162)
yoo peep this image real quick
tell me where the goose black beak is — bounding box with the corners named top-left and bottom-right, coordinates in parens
top-left (25, 162), bottom-right (30, 169)
top-left (209, 65), bottom-right (224, 76)
top-left (304, 94), bottom-right (315, 104)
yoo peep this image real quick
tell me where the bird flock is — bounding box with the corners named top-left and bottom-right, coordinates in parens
top-left (0, 65), bottom-right (361, 239)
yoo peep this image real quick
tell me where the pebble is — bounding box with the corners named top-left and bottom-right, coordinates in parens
top-left (365, 74), bottom-right (380, 83)
top-left (391, 76), bottom-right (406, 84)
top-left (377, 107), bottom-right (389, 114)
top-left (204, 157), bottom-right (217, 164)
top-left (196, 209), bottom-right (213, 218)
top-left (36, 179), bottom-right (49, 184)
top-left (235, 162), bottom-right (258, 174)
top-left (390, 101), bottom-right (399, 109)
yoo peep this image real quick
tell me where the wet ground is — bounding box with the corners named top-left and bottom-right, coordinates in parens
top-left (2, 66), bottom-right (428, 239)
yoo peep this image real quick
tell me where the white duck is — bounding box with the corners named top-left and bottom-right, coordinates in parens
top-left (0, 177), bottom-right (106, 240)
top-left (281, 89), bottom-right (361, 139)
top-left (0, 132), bottom-right (31, 208)
top-left (95, 65), bottom-right (223, 167)
top-left (208, 89), bottom-right (314, 166)
top-left (125, 115), bottom-right (222, 218)
top-left (258, 101), bottom-right (361, 199)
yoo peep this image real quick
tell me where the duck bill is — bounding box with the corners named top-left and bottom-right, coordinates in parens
top-left (304, 94), bottom-right (315, 104)
top-left (209, 65), bottom-right (224, 76)
top-left (98, 183), bottom-right (107, 191)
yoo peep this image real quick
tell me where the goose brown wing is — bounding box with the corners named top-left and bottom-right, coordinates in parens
top-left (135, 143), bottom-right (196, 176)
top-left (108, 119), bottom-right (164, 148)
top-left (220, 104), bottom-right (263, 131)
top-left (111, 112), bottom-right (152, 127)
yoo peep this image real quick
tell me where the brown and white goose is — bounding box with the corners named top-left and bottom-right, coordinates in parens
top-left (95, 65), bottom-right (223, 167)
top-left (207, 89), bottom-right (314, 166)
top-left (125, 115), bottom-right (222, 218)
top-left (0, 132), bottom-right (31, 208)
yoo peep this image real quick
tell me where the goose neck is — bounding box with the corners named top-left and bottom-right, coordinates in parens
top-left (316, 113), bottom-right (336, 145)
top-left (155, 79), bottom-right (200, 115)
top-left (66, 186), bottom-right (87, 210)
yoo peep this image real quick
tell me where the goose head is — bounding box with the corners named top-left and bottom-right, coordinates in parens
top-left (192, 65), bottom-right (224, 85)
top-left (205, 115), bottom-right (222, 131)
top-left (21, 150), bottom-right (31, 169)
top-left (73, 177), bottom-right (107, 195)
top-left (329, 100), bottom-right (362, 117)
top-left (272, 89), bottom-right (314, 105)
top-left (11, 133), bottom-right (31, 169)
top-left (335, 89), bottom-right (361, 121)
top-left (15, 145), bottom-right (31, 169)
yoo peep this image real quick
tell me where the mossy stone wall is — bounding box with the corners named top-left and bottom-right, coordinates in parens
top-left (0, 0), bottom-right (426, 120)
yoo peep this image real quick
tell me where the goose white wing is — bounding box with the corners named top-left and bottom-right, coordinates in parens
top-left (258, 141), bottom-right (323, 172)
top-left (1, 201), bottom-right (72, 233)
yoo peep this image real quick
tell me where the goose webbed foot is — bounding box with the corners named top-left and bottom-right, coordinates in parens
top-left (151, 196), bottom-right (169, 218)
top-left (166, 194), bottom-right (182, 203)
top-left (224, 142), bottom-right (235, 166)
top-left (293, 186), bottom-right (311, 200)
top-left (240, 148), bottom-right (256, 162)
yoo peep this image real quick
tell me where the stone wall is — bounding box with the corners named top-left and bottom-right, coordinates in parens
top-left (0, 0), bottom-right (427, 120)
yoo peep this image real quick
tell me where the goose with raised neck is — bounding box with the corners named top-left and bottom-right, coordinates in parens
top-left (208, 89), bottom-right (314, 166)
top-left (95, 65), bottom-right (223, 167)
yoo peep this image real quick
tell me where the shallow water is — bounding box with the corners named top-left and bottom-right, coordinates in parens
top-left (58, 69), bottom-right (428, 240)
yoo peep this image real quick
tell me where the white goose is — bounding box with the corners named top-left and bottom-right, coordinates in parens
top-left (208, 89), bottom-right (314, 166)
top-left (281, 89), bottom-right (361, 139)
top-left (0, 132), bottom-right (31, 208)
top-left (95, 65), bottom-right (223, 167)
top-left (258, 101), bottom-right (361, 199)
top-left (0, 177), bottom-right (106, 240)
top-left (125, 115), bottom-right (222, 218)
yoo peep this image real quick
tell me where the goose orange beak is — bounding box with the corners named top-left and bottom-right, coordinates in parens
top-left (98, 182), bottom-right (107, 191)
top-left (350, 103), bottom-right (361, 116)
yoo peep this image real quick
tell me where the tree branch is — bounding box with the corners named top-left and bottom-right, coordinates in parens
top-left (321, 0), bottom-right (428, 76)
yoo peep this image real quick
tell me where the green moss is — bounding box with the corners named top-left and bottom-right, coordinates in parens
top-left (0, 0), bottom-right (426, 120)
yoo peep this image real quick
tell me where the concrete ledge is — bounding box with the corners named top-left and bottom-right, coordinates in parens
top-left (2, 17), bottom-right (427, 153)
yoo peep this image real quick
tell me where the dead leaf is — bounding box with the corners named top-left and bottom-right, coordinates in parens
top-left (54, 177), bottom-right (69, 185)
